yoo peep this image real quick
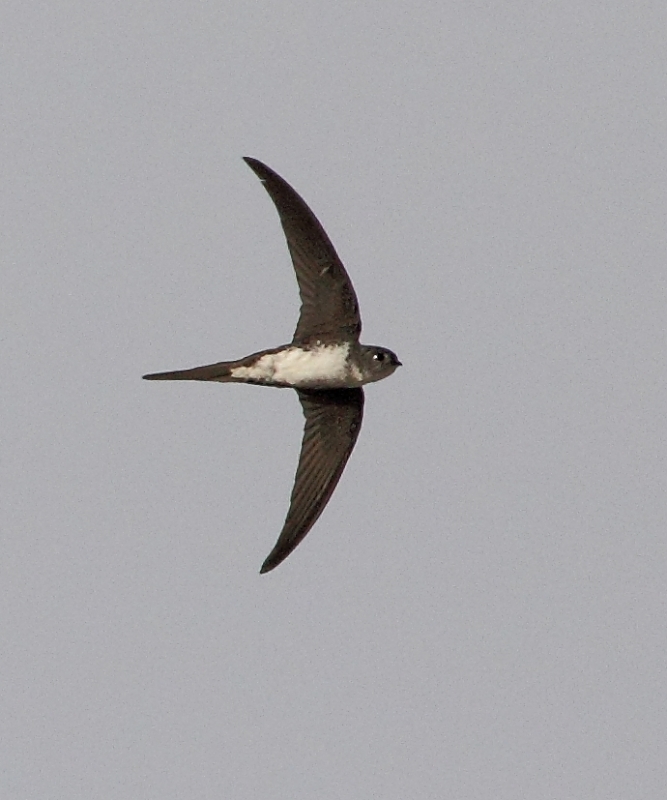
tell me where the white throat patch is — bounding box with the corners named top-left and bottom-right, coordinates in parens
top-left (231, 343), bottom-right (353, 389)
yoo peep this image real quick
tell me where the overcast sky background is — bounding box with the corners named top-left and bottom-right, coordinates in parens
top-left (2, 2), bottom-right (665, 798)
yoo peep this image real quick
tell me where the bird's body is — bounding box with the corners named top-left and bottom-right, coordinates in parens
top-left (145, 341), bottom-right (397, 390)
top-left (144, 158), bottom-right (400, 573)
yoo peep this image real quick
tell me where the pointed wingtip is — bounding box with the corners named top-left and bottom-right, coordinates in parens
top-left (259, 543), bottom-right (294, 574)
top-left (243, 157), bottom-right (273, 182)
top-left (259, 554), bottom-right (279, 574)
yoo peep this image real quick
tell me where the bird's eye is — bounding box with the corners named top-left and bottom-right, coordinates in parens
top-left (373, 352), bottom-right (386, 362)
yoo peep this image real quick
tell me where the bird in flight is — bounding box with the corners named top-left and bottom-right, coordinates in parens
top-left (144, 158), bottom-right (401, 573)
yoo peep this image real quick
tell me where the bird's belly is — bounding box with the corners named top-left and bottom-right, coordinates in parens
top-left (231, 344), bottom-right (353, 388)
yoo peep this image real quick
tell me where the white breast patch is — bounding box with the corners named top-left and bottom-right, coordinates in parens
top-left (231, 343), bottom-right (352, 388)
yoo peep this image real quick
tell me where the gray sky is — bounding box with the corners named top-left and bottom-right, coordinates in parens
top-left (2, 2), bottom-right (665, 798)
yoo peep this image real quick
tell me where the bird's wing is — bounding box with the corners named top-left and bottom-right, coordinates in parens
top-left (260, 388), bottom-right (364, 573)
top-left (244, 157), bottom-right (361, 345)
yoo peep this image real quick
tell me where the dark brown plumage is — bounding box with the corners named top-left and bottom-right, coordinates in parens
top-left (260, 388), bottom-right (364, 573)
top-left (144, 158), bottom-right (400, 573)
